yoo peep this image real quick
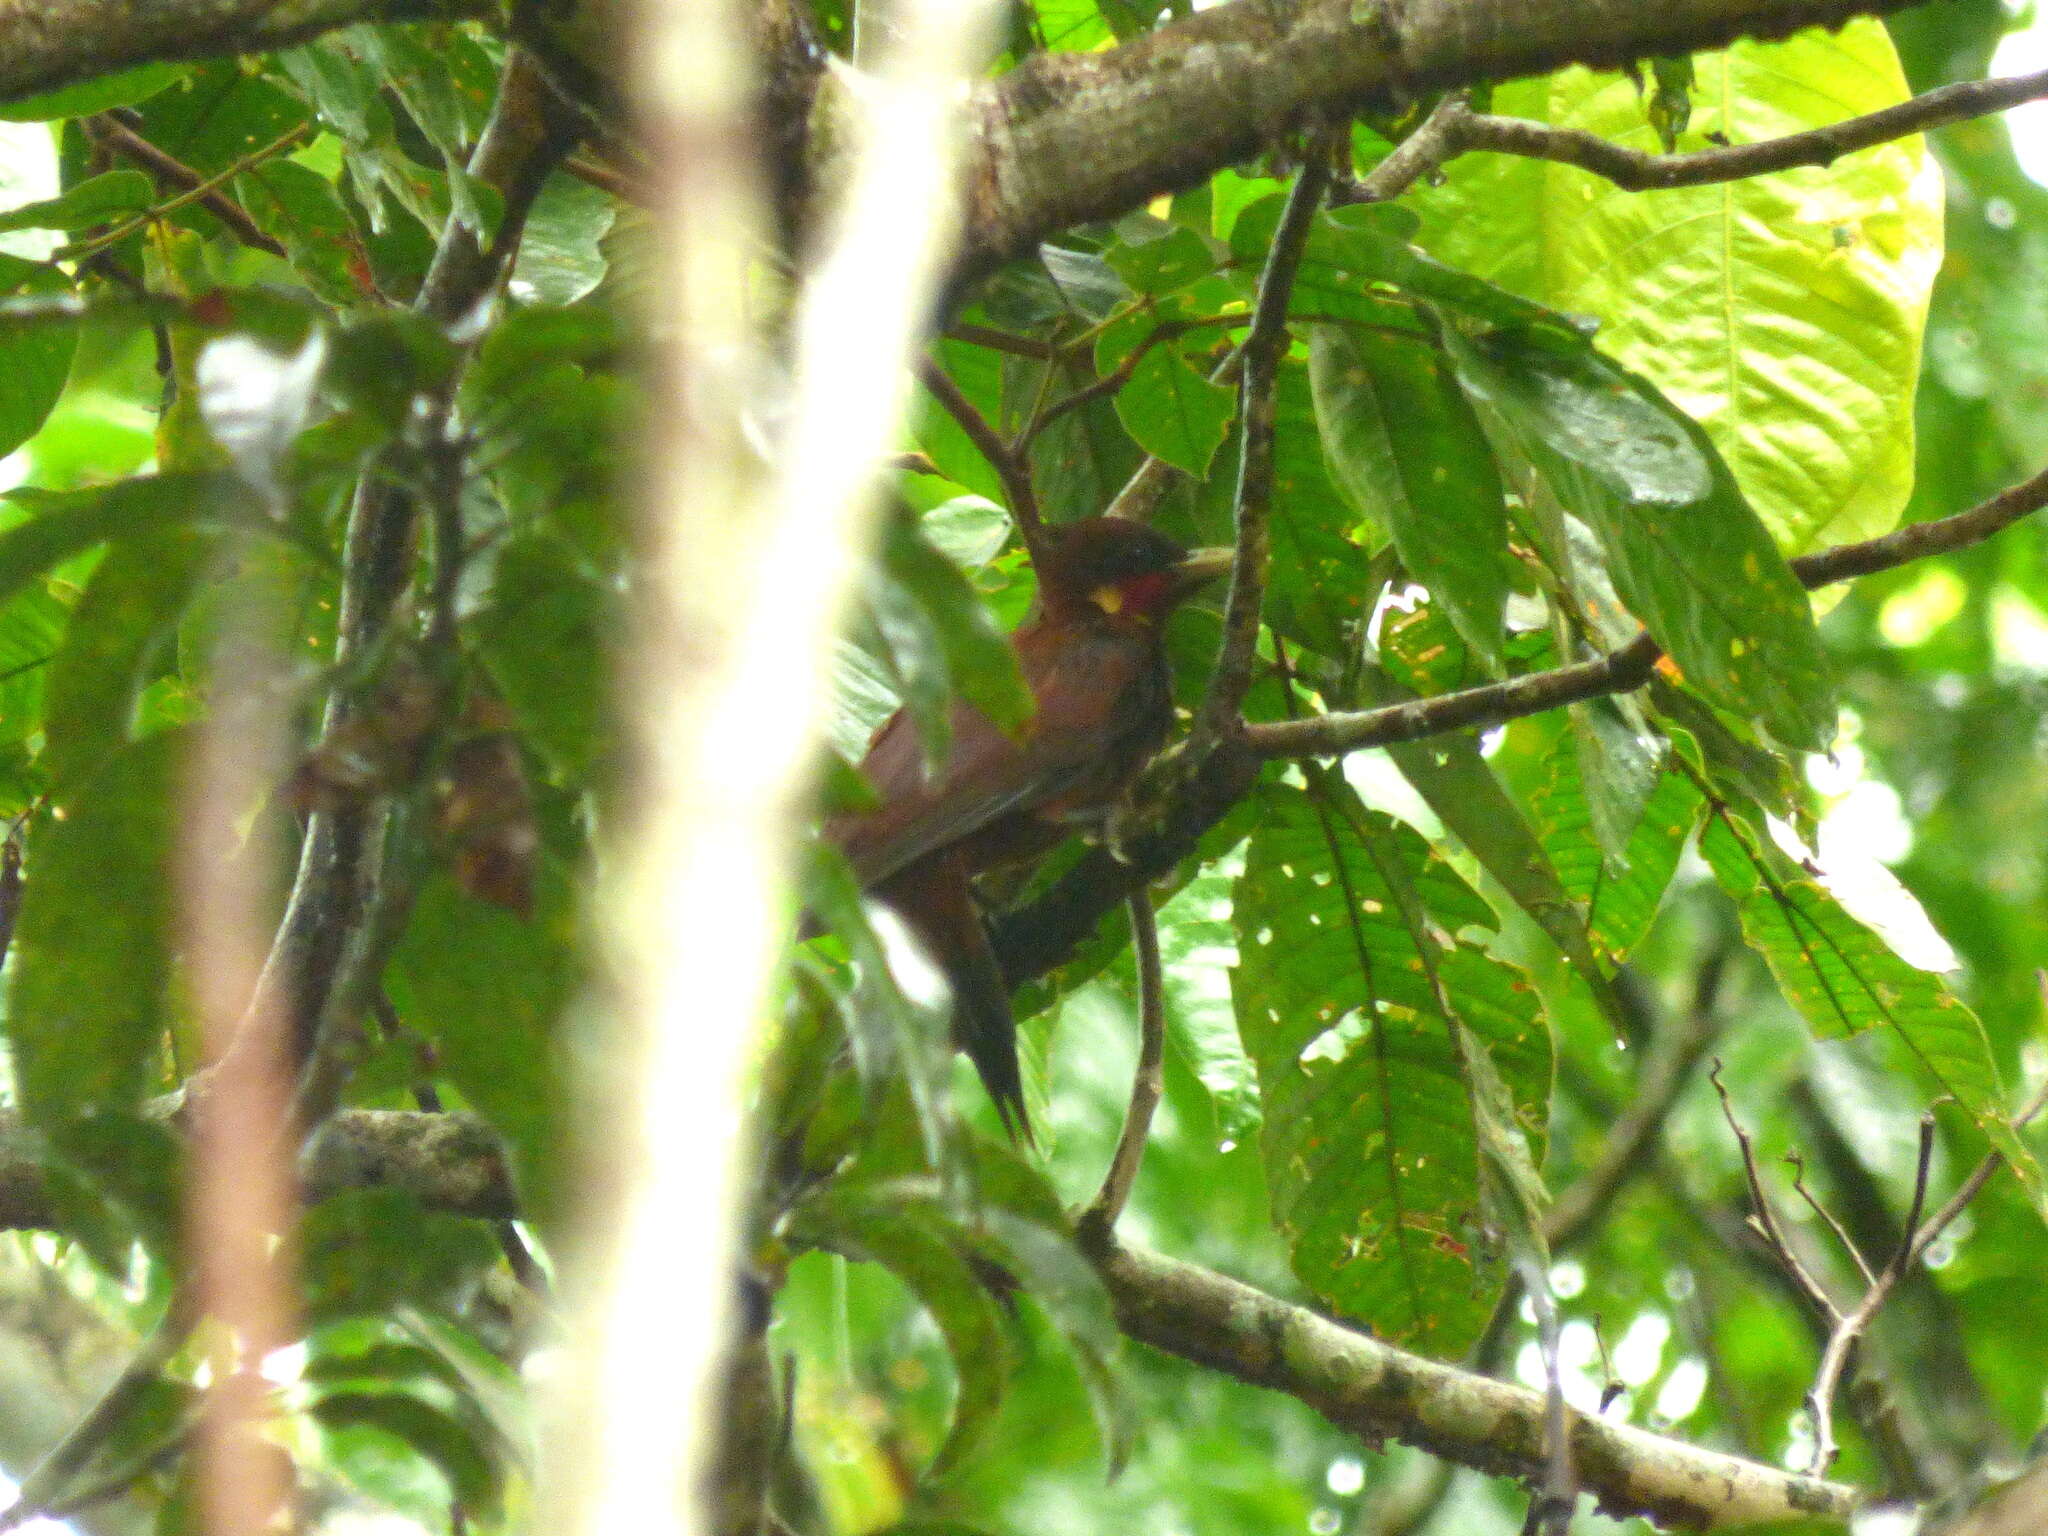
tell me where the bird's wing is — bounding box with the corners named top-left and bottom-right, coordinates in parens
top-left (831, 622), bottom-right (1154, 888)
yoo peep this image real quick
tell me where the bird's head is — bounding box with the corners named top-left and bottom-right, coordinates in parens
top-left (1036, 517), bottom-right (1234, 624)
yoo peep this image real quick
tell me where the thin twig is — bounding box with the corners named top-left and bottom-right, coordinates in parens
top-left (1332, 92), bottom-right (1471, 205)
top-left (1195, 131), bottom-right (1337, 741)
top-left (1449, 67), bottom-right (2048, 192)
top-left (1804, 1114), bottom-right (1937, 1474)
top-left (1080, 891), bottom-right (1168, 1243)
top-left (1708, 1060), bottom-right (1839, 1322)
top-left (943, 321), bottom-right (1058, 359)
top-left (1016, 314), bottom-right (1232, 455)
top-left (1909, 1064), bottom-right (2048, 1270)
top-left (1245, 462), bottom-right (2048, 761)
top-left (85, 113), bottom-right (286, 257)
top-left (1786, 1150), bottom-right (1878, 1288)
top-left (916, 356), bottom-right (1051, 568)
top-left (59, 121), bottom-right (313, 262)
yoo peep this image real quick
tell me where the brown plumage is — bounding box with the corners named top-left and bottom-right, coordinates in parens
top-left (828, 517), bottom-right (1231, 1135)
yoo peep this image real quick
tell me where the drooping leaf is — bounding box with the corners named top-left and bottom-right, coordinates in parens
top-left (511, 173), bottom-right (616, 306)
top-left (1518, 721), bottom-right (1701, 963)
top-left (1699, 811), bottom-right (2043, 1209)
top-left (1309, 321), bottom-right (1507, 667)
top-left (236, 159), bottom-right (370, 306)
top-left (0, 257), bottom-right (76, 462)
top-left (0, 64), bottom-right (184, 121)
top-left (1445, 324), bottom-right (1836, 752)
top-left (41, 527), bottom-right (212, 789)
top-left (385, 867), bottom-right (578, 1224)
top-left (8, 732), bottom-right (181, 1124)
top-left (0, 474), bottom-right (257, 607)
top-left (789, 1183), bottom-right (1013, 1478)
top-left (879, 511), bottom-right (1031, 737)
top-left (470, 534), bottom-right (611, 779)
top-left (0, 172), bottom-right (154, 235)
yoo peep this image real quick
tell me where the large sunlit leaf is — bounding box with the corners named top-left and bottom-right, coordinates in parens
top-left (1406, 21), bottom-right (1941, 552)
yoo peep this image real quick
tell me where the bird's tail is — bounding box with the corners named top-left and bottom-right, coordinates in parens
top-left (876, 853), bottom-right (1033, 1143)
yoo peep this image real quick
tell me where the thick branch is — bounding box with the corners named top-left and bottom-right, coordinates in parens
top-left (954, 0), bottom-right (1936, 280)
top-left (0, 1), bottom-right (491, 106)
top-left (0, 1101), bottom-right (1860, 1528)
top-left (1094, 1239), bottom-right (1859, 1530)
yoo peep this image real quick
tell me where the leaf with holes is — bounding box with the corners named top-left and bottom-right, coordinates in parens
top-left (1231, 782), bottom-right (1548, 1353)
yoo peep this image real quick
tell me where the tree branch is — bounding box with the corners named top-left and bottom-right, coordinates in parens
top-left (951, 0), bottom-right (1941, 282)
top-left (0, 0), bottom-right (492, 107)
top-left (1197, 137), bottom-right (1334, 741)
top-left (1244, 461), bottom-right (2048, 762)
top-left (1446, 67), bottom-right (2048, 190)
top-left (0, 1098), bottom-right (1863, 1529)
top-left (1080, 892), bottom-right (1167, 1240)
top-left (1093, 1238), bottom-right (1860, 1530)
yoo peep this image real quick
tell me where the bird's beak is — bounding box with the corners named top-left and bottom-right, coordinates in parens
top-left (1170, 546), bottom-right (1236, 600)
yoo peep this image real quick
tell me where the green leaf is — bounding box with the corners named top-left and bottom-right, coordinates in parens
top-left (385, 868), bottom-right (577, 1224)
top-left (236, 159), bottom-right (368, 307)
top-left (1155, 858), bottom-right (1262, 1141)
top-left (1406, 21), bottom-right (1939, 552)
top-left (301, 1189), bottom-right (501, 1323)
top-left (1308, 322), bottom-right (1507, 666)
top-left (0, 171), bottom-right (154, 234)
top-left (0, 474), bottom-right (256, 606)
top-left (1234, 199), bottom-right (1577, 336)
top-left (511, 174), bottom-right (616, 305)
top-left (789, 1184), bottom-right (1012, 1478)
top-left (1698, 812), bottom-right (2044, 1209)
top-left (43, 528), bottom-right (211, 789)
top-left (879, 512), bottom-right (1031, 736)
top-left (0, 64), bottom-right (183, 121)
top-left (1376, 717), bottom-right (1626, 1036)
top-left (1103, 324), bottom-right (1234, 477)
top-left (1193, 362), bottom-right (1378, 658)
top-left (0, 257), bottom-right (76, 461)
top-left (311, 1388), bottom-right (502, 1516)
top-left (798, 844), bottom-right (957, 1166)
top-left (1105, 222), bottom-right (1221, 297)
top-left (471, 534), bottom-right (610, 779)
top-left (1519, 724), bottom-right (1700, 963)
top-left (1231, 783), bottom-right (1548, 1353)
top-left (1445, 325), bottom-right (1835, 751)
top-left (8, 732), bottom-right (180, 1123)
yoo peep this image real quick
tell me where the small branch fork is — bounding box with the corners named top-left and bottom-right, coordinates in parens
top-left (1709, 1058), bottom-right (2048, 1476)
